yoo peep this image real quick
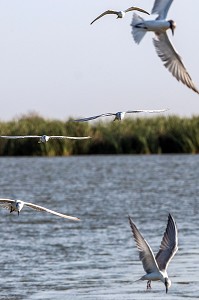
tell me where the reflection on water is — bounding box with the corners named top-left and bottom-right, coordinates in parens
top-left (0, 155), bottom-right (198, 299)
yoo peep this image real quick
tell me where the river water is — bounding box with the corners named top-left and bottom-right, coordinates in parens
top-left (0, 155), bottom-right (198, 300)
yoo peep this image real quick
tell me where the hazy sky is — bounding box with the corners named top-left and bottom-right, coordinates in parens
top-left (0, 0), bottom-right (199, 121)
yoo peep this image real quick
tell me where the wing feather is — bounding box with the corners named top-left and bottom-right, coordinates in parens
top-left (128, 216), bottom-right (159, 274)
top-left (125, 6), bottom-right (150, 15)
top-left (24, 202), bottom-right (80, 221)
top-left (0, 135), bottom-right (41, 139)
top-left (126, 109), bottom-right (168, 114)
top-left (73, 113), bottom-right (114, 122)
top-left (153, 33), bottom-right (199, 94)
top-left (155, 214), bottom-right (178, 271)
top-left (90, 10), bottom-right (118, 25)
top-left (49, 136), bottom-right (91, 140)
top-left (151, 0), bottom-right (173, 20)
top-left (0, 198), bottom-right (15, 210)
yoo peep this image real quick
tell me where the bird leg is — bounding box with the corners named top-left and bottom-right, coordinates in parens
top-left (147, 280), bottom-right (151, 289)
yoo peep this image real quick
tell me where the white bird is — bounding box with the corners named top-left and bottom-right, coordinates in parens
top-left (131, 0), bottom-right (199, 94)
top-left (74, 109), bottom-right (168, 122)
top-left (90, 6), bottom-right (150, 25)
top-left (0, 198), bottom-right (80, 221)
top-left (0, 134), bottom-right (91, 143)
top-left (128, 214), bottom-right (178, 293)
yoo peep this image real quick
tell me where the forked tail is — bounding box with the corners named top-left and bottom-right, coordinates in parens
top-left (131, 13), bottom-right (147, 44)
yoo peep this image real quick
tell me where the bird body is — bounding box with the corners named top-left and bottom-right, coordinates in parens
top-left (131, 0), bottom-right (199, 94)
top-left (0, 198), bottom-right (80, 221)
top-left (135, 19), bottom-right (172, 33)
top-left (128, 214), bottom-right (178, 293)
top-left (116, 11), bottom-right (125, 19)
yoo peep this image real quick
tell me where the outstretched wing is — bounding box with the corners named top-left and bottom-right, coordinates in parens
top-left (73, 113), bottom-right (114, 122)
top-left (48, 136), bottom-right (91, 140)
top-left (0, 198), bottom-right (15, 210)
top-left (24, 202), bottom-right (80, 221)
top-left (151, 0), bottom-right (173, 20)
top-left (90, 10), bottom-right (118, 25)
top-left (153, 33), bottom-right (199, 94)
top-left (126, 109), bottom-right (168, 114)
top-left (128, 216), bottom-right (160, 274)
top-left (155, 214), bottom-right (178, 271)
top-left (0, 135), bottom-right (41, 139)
top-left (125, 6), bottom-right (150, 15)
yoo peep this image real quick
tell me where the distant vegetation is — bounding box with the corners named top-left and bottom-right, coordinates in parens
top-left (0, 113), bottom-right (199, 155)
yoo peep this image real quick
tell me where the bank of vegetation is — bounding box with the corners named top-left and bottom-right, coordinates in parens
top-left (0, 113), bottom-right (199, 155)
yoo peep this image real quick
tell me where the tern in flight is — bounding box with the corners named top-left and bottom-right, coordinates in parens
top-left (90, 6), bottom-right (149, 25)
top-left (74, 109), bottom-right (168, 122)
top-left (128, 214), bottom-right (178, 293)
top-left (0, 135), bottom-right (91, 143)
top-left (0, 198), bottom-right (80, 221)
top-left (131, 0), bottom-right (199, 94)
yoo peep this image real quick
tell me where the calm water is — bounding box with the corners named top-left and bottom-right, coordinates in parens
top-left (0, 155), bottom-right (198, 300)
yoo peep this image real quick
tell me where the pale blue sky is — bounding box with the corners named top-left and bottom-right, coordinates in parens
top-left (0, 0), bottom-right (199, 121)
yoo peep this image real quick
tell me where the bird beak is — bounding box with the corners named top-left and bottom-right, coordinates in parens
top-left (171, 27), bottom-right (174, 36)
top-left (18, 211), bottom-right (19, 216)
top-left (165, 285), bottom-right (168, 293)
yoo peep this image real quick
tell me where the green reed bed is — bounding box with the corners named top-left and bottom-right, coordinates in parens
top-left (0, 114), bottom-right (199, 155)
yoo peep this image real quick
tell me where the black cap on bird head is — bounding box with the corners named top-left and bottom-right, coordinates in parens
top-left (168, 20), bottom-right (176, 36)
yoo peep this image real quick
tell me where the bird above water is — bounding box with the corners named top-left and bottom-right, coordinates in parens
top-left (0, 198), bottom-right (80, 221)
top-left (131, 0), bottom-right (199, 94)
top-left (90, 6), bottom-right (150, 25)
top-left (0, 134), bottom-right (91, 143)
top-left (128, 214), bottom-right (178, 293)
top-left (74, 109), bottom-right (168, 122)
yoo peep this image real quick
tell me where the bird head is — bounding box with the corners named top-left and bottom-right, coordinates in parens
top-left (16, 200), bottom-right (24, 214)
top-left (165, 277), bottom-right (171, 293)
top-left (39, 135), bottom-right (49, 143)
top-left (168, 20), bottom-right (176, 36)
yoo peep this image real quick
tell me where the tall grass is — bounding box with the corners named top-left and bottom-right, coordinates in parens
top-left (0, 113), bottom-right (199, 156)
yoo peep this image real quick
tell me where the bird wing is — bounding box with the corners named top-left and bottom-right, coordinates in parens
top-left (0, 198), bottom-right (15, 209)
top-left (128, 216), bottom-right (160, 274)
top-left (153, 33), bottom-right (199, 94)
top-left (48, 136), bottom-right (91, 140)
top-left (0, 198), bottom-right (15, 210)
top-left (125, 6), bottom-right (150, 15)
top-left (24, 202), bottom-right (80, 221)
top-left (151, 0), bottom-right (173, 20)
top-left (73, 113), bottom-right (114, 122)
top-left (0, 135), bottom-right (41, 139)
top-left (155, 214), bottom-right (178, 271)
top-left (125, 109), bottom-right (168, 114)
top-left (90, 10), bottom-right (118, 25)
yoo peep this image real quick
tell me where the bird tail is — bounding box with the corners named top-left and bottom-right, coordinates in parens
top-left (131, 13), bottom-right (147, 44)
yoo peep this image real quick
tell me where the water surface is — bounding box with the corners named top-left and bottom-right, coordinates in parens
top-left (0, 155), bottom-right (198, 299)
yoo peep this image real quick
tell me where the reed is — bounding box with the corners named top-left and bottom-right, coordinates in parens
top-left (0, 113), bottom-right (199, 155)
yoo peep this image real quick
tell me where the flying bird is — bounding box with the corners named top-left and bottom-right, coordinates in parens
top-left (0, 135), bottom-right (91, 143)
top-left (128, 214), bottom-right (178, 293)
top-left (74, 109), bottom-right (168, 122)
top-left (90, 6), bottom-right (150, 25)
top-left (131, 0), bottom-right (199, 94)
top-left (0, 198), bottom-right (80, 221)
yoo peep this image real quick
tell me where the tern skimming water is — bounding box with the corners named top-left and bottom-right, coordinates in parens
top-left (0, 198), bottom-right (80, 221)
top-left (90, 6), bottom-right (149, 25)
top-left (74, 109), bottom-right (168, 122)
top-left (131, 0), bottom-right (199, 94)
top-left (0, 135), bottom-right (91, 143)
top-left (128, 214), bottom-right (178, 293)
